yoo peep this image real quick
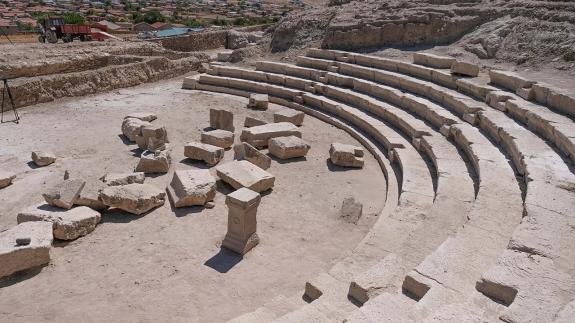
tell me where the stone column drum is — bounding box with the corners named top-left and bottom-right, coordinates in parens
top-left (222, 188), bottom-right (261, 255)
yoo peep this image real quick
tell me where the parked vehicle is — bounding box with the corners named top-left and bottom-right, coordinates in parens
top-left (38, 16), bottom-right (92, 43)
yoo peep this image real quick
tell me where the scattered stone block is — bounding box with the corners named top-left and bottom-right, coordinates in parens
top-left (240, 122), bottom-right (302, 148)
top-left (18, 204), bottom-right (101, 240)
top-left (234, 142), bottom-right (271, 170)
top-left (135, 149), bottom-right (171, 173)
top-left (0, 170), bottom-right (16, 189)
top-left (248, 93), bottom-right (269, 110)
top-left (340, 197), bottom-right (362, 224)
top-left (167, 170), bottom-right (216, 207)
top-left (244, 116), bottom-right (267, 128)
top-left (184, 142), bottom-right (224, 166)
top-left (31, 151), bottom-right (56, 167)
top-left (75, 179), bottom-right (108, 211)
top-left (216, 160), bottom-right (275, 193)
top-left (0, 221), bottom-right (53, 279)
top-left (42, 179), bottom-right (86, 210)
top-left (268, 136), bottom-right (310, 159)
top-left (122, 117), bottom-right (151, 142)
top-left (273, 109), bottom-right (305, 126)
top-left (135, 124), bottom-right (169, 151)
top-left (217, 51), bottom-right (233, 62)
top-left (329, 143), bottom-right (364, 168)
top-left (451, 61), bottom-right (480, 77)
top-left (100, 183), bottom-right (166, 215)
top-left (210, 108), bottom-right (235, 132)
top-left (101, 172), bottom-right (145, 186)
top-left (222, 188), bottom-right (261, 255)
top-left (123, 113), bottom-right (157, 122)
top-left (201, 129), bottom-right (235, 149)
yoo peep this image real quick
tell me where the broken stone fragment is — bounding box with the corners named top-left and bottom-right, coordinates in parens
top-left (31, 151), bottom-right (56, 167)
top-left (101, 172), bottom-right (145, 186)
top-left (268, 136), bottom-right (310, 160)
top-left (273, 109), bottom-right (305, 126)
top-left (75, 179), bottom-right (108, 211)
top-left (0, 170), bottom-right (16, 189)
top-left (135, 149), bottom-right (171, 173)
top-left (233, 142), bottom-right (271, 170)
top-left (184, 141), bottom-right (225, 166)
top-left (216, 160), bottom-right (275, 193)
top-left (201, 129), bottom-right (235, 149)
top-left (210, 108), bottom-right (235, 132)
top-left (240, 122), bottom-right (302, 148)
top-left (135, 124), bottom-right (169, 151)
top-left (123, 113), bottom-right (157, 122)
top-left (244, 116), bottom-right (267, 128)
top-left (248, 93), bottom-right (269, 110)
top-left (451, 61), bottom-right (480, 77)
top-left (122, 117), bottom-right (151, 142)
top-left (100, 183), bottom-right (166, 215)
top-left (329, 143), bottom-right (364, 168)
top-left (0, 221), bottom-right (53, 279)
top-left (42, 179), bottom-right (86, 210)
top-left (17, 204), bottom-right (101, 240)
top-left (340, 197), bottom-right (363, 224)
top-left (167, 169), bottom-right (216, 207)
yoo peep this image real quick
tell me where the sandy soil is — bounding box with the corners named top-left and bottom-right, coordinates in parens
top-left (0, 76), bottom-right (386, 322)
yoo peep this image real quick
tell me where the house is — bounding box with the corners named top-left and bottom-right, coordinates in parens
top-left (133, 22), bottom-right (154, 32)
top-left (150, 22), bottom-right (173, 31)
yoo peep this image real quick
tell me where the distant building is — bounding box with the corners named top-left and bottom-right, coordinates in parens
top-left (133, 22), bottom-right (154, 32)
top-left (150, 22), bottom-right (173, 31)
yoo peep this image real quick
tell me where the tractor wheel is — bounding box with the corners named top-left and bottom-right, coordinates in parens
top-left (80, 35), bottom-right (88, 42)
top-left (38, 35), bottom-right (45, 43)
top-left (63, 34), bottom-right (72, 43)
top-left (46, 31), bottom-right (58, 44)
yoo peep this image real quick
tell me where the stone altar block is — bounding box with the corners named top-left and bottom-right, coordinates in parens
top-left (222, 188), bottom-right (261, 255)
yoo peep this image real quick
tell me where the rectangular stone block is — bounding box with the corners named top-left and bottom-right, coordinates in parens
top-left (216, 160), bottom-right (275, 192)
top-left (0, 221), bottom-right (53, 278)
top-left (451, 61), bottom-right (480, 77)
top-left (240, 122), bottom-right (302, 148)
top-left (184, 142), bottom-right (224, 166)
top-left (234, 142), bottom-right (272, 170)
top-left (42, 179), bottom-right (86, 210)
top-left (167, 169), bottom-right (216, 207)
top-left (18, 204), bottom-right (101, 240)
top-left (273, 109), bottom-right (305, 126)
top-left (210, 108), bottom-right (235, 132)
top-left (248, 93), bottom-right (269, 110)
top-left (413, 52), bottom-right (455, 69)
top-left (201, 129), bottom-right (235, 149)
top-left (268, 136), bottom-right (310, 160)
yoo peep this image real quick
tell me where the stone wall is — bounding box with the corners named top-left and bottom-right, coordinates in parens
top-left (151, 30), bottom-right (228, 52)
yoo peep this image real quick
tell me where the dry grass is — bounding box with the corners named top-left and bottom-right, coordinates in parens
top-left (0, 34), bottom-right (38, 44)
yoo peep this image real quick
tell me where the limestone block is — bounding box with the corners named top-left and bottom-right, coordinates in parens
top-left (100, 183), bottom-right (166, 215)
top-left (268, 136), bottom-right (310, 160)
top-left (217, 51), bottom-right (233, 62)
top-left (42, 179), bottom-right (86, 210)
top-left (451, 61), bottom-right (479, 77)
top-left (184, 142), bottom-right (224, 166)
top-left (222, 188), bottom-right (261, 255)
top-left (489, 70), bottom-right (535, 92)
top-left (121, 117), bottom-right (151, 141)
top-left (135, 149), bottom-right (171, 173)
top-left (136, 124), bottom-right (168, 151)
top-left (240, 122), bottom-right (302, 148)
top-left (340, 197), bottom-right (362, 224)
top-left (413, 52), bottom-right (454, 69)
top-left (17, 204), bottom-right (101, 240)
top-left (210, 108), bottom-right (235, 132)
top-left (123, 113), bottom-right (157, 122)
top-left (0, 221), bottom-right (53, 279)
top-left (101, 172), bottom-right (145, 186)
top-left (31, 151), bottom-right (56, 167)
top-left (273, 109), bottom-right (305, 126)
top-left (201, 129), bottom-right (235, 149)
top-left (167, 169), bottom-right (216, 207)
top-left (248, 93), bottom-right (269, 110)
top-left (234, 142), bottom-right (271, 170)
top-left (0, 170), bottom-right (16, 189)
top-left (348, 254), bottom-right (405, 305)
top-left (244, 116), bottom-right (267, 128)
top-left (216, 160), bottom-right (275, 193)
top-left (329, 143), bottom-right (364, 168)
top-left (75, 179), bottom-right (108, 211)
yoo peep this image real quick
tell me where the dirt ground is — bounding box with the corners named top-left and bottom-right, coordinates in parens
top-left (0, 75), bottom-right (386, 322)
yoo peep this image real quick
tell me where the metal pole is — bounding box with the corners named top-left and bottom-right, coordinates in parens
top-left (1, 78), bottom-right (20, 124)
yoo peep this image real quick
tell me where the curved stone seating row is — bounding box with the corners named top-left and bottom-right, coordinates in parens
top-left (299, 49), bottom-right (575, 322)
top-left (302, 50), bottom-right (575, 166)
top-left (248, 61), bottom-right (527, 319)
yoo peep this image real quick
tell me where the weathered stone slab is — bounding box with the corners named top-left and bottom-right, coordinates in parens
top-left (100, 183), bottom-right (166, 215)
top-left (240, 122), bottom-right (302, 148)
top-left (101, 172), bottom-right (145, 186)
top-left (489, 70), bottom-right (535, 92)
top-left (348, 254), bottom-right (406, 305)
top-left (222, 188), bottom-right (261, 255)
top-left (123, 113), bottom-right (157, 122)
top-left (340, 197), bottom-right (362, 224)
top-left (329, 143), bottom-right (364, 168)
top-left (75, 179), bottom-right (108, 211)
top-left (273, 109), bottom-right (305, 126)
top-left (121, 117), bottom-right (151, 142)
top-left (248, 93), bottom-right (269, 110)
top-left (167, 169), bottom-right (216, 207)
top-left (210, 108), bottom-right (235, 132)
top-left (268, 136), bottom-right (310, 159)
top-left (0, 221), bottom-right (53, 278)
top-left (451, 61), bottom-right (479, 77)
top-left (234, 142), bottom-right (271, 170)
top-left (184, 142), bottom-right (224, 166)
top-left (0, 171), bottom-right (16, 189)
top-left (216, 160), bottom-right (275, 193)
top-left (135, 124), bottom-right (168, 151)
top-left (201, 129), bottom-right (235, 149)
top-left (413, 53), bottom-right (454, 69)
top-left (42, 179), bottom-right (86, 210)
top-left (244, 116), bottom-right (267, 128)
top-left (31, 151), bottom-right (56, 167)
top-left (17, 204), bottom-right (101, 240)
top-left (135, 149), bottom-right (171, 173)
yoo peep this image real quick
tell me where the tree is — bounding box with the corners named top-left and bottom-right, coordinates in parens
top-left (62, 12), bottom-right (86, 24)
top-left (134, 11), bottom-right (165, 24)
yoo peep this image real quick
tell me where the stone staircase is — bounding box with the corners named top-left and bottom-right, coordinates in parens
top-left (182, 48), bottom-right (575, 322)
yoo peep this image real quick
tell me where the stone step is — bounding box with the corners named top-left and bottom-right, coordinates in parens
top-left (227, 294), bottom-right (305, 323)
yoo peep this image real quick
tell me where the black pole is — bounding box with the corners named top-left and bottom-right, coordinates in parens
top-left (0, 27), bottom-right (13, 45)
top-left (1, 78), bottom-right (20, 124)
